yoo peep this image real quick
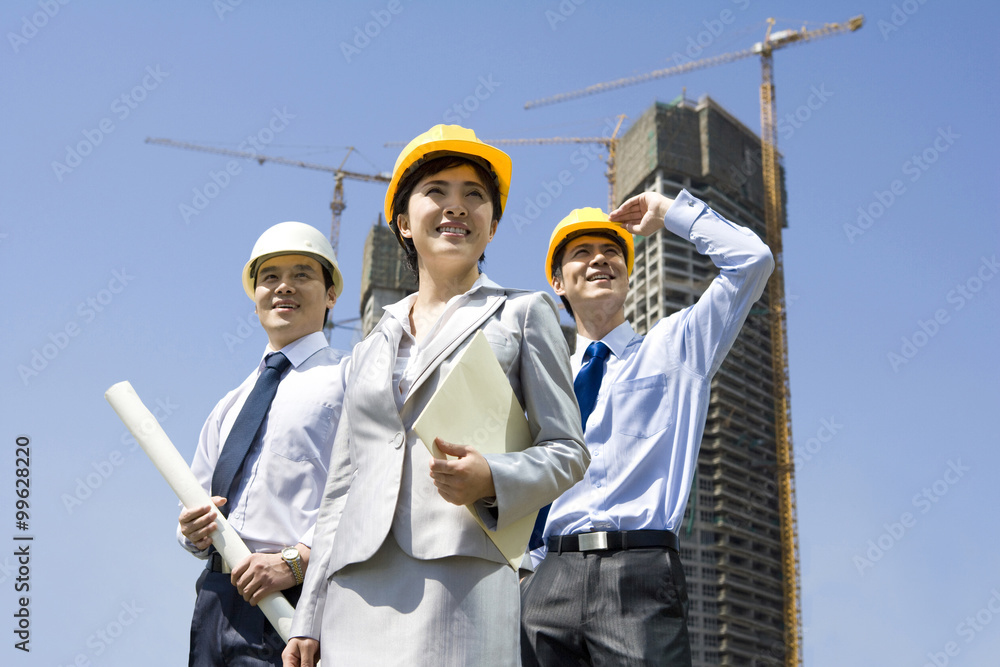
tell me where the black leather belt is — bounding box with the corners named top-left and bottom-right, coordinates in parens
top-left (548, 530), bottom-right (679, 553)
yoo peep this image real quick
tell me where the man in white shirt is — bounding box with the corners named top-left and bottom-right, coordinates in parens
top-left (521, 191), bottom-right (774, 665)
top-left (177, 221), bottom-right (348, 666)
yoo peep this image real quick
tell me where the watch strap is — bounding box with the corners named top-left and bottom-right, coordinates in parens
top-left (283, 548), bottom-right (304, 585)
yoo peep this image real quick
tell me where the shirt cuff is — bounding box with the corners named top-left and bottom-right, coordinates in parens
top-left (662, 189), bottom-right (706, 241)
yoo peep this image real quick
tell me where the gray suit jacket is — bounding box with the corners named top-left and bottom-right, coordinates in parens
top-left (291, 283), bottom-right (589, 640)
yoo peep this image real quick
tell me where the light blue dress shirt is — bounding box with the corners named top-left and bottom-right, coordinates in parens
top-left (179, 331), bottom-right (349, 556)
top-left (534, 189), bottom-right (774, 564)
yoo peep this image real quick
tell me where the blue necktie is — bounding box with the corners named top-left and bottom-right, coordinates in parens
top-left (529, 341), bottom-right (611, 551)
top-left (211, 352), bottom-right (291, 516)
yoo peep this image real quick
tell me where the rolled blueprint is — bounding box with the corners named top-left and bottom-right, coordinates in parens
top-left (105, 380), bottom-right (296, 642)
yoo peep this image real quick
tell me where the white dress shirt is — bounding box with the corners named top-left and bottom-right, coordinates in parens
top-left (178, 331), bottom-right (349, 556)
top-left (534, 189), bottom-right (774, 564)
top-left (384, 273), bottom-right (497, 410)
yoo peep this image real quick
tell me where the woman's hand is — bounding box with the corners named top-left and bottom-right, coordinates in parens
top-left (282, 637), bottom-right (319, 667)
top-left (429, 438), bottom-right (497, 505)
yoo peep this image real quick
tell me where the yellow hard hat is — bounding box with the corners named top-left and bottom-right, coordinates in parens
top-left (545, 207), bottom-right (635, 286)
top-left (241, 221), bottom-right (344, 300)
top-left (383, 124), bottom-right (512, 241)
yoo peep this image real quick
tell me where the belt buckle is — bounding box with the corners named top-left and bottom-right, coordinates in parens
top-left (578, 532), bottom-right (608, 551)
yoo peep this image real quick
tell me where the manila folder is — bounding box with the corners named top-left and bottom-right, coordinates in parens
top-left (413, 330), bottom-right (535, 570)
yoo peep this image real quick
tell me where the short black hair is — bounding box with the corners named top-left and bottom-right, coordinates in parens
top-left (551, 230), bottom-right (630, 321)
top-left (389, 155), bottom-right (503, 282)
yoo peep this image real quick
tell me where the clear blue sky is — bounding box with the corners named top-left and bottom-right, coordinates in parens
top-left (3, 1), bottom-right (997, 664)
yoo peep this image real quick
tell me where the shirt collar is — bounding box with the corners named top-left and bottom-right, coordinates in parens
top-left (264, 330), bottom-right (328, 369)
top-left (382, 272), bottom-right (499, 328)
top-left (573, 320), bottom-right (635, 362)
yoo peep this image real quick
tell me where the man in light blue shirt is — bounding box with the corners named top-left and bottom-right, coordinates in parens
top-left (177, 222), bottom-right (348, 666)
top-left (521, 190), bottom-right (774, 665)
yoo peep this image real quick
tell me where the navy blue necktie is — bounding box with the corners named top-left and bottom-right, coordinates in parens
top-left (211, 352), bottom-right (291, 516)
top-left (529, 341), bottom-right (611, 551)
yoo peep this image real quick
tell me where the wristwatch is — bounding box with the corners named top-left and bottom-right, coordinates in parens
top-left (281, 546), bottom-right (304, 585)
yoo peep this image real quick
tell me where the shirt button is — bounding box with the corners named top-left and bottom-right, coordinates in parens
top-left (687, 200), bottom-right (694, 206)
top-left (391, 433), bottom-right (404, 448)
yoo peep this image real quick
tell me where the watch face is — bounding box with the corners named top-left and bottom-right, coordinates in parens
top-left (282, 547), bottom-right (298, 560)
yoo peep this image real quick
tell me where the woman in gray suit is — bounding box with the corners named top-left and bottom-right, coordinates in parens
top-left (283, 125), bottom-right (589, 666)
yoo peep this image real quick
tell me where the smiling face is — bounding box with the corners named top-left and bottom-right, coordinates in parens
top-left (253, 254), bottom-right (336, 350)
top-left (396, 163), bottom-right (498, 282)
top-left (552, 234), bottom-right (630, 318)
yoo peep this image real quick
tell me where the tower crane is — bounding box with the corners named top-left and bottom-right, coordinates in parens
top-left (384, 114), bottom-right (627, 211)
top-left (524, 15), bottom-right (865, 666)
top-left (145, 137), bottom-right (390, 256)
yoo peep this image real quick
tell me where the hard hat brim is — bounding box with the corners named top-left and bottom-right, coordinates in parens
top-left (383, 133), bottom-right (512, 244)
top-left (546, 218), bottom-right (635, 286)
top-left (242, 251), bottom-right (344, 301)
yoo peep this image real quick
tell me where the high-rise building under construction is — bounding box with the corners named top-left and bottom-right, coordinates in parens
top-left (617, 97), bottom-right (788, 666)
top-left (359, 216), bottom-right (418, 335)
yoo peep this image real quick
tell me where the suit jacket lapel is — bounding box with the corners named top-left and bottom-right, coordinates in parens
top-left (402, 292), bottom-right (506, 403)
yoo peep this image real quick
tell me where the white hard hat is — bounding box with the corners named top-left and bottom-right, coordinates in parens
top-left (241, 221), bottom-right (344, 299)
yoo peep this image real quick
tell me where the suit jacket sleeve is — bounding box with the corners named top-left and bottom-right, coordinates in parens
top-left (481, 291), bottom-right (590, 531)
